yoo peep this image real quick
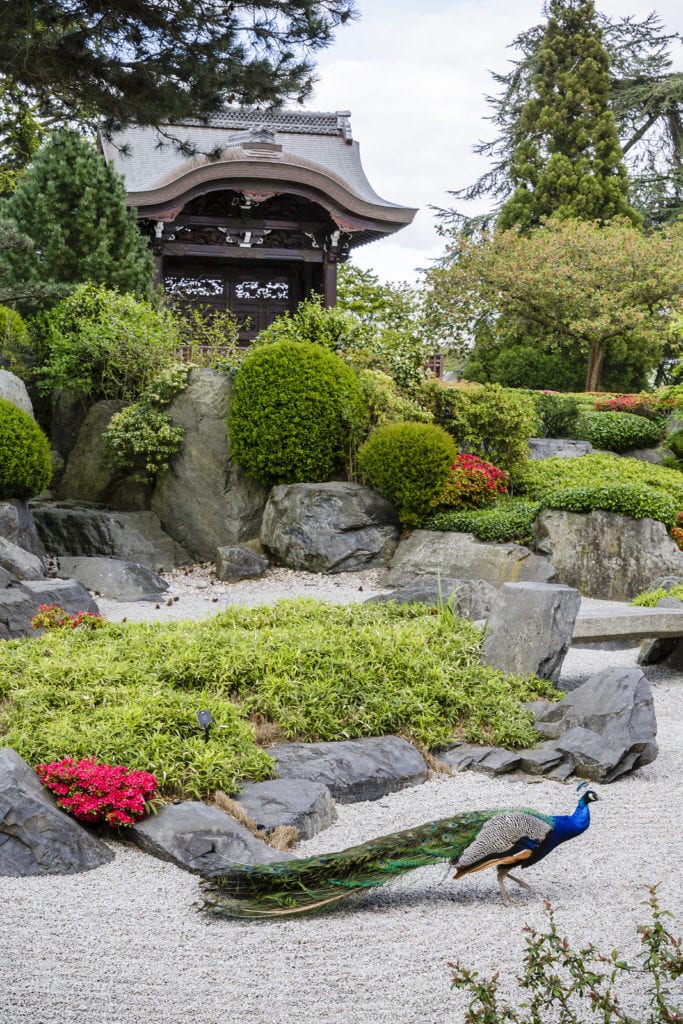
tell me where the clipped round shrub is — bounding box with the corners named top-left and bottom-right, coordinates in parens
top-left (229, 340), bottom-right (369, 485)
top-left (0, 397), bottom-right (51, 498)
top-left (545, 483), bottom-right (678, 527)
top-left (357, 421), bottom-right (457, 527)
top-left (574, 409), bottom-right (661, 453)
top-left (0, 304), bottom-right (31, 374)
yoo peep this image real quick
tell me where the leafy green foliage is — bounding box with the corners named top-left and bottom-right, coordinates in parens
top-left (0, 601), bottom-right (558, 796)
top-left (630, 583), bottom-right (683, 607)
top-left (531, 391), bottom-right (582, 438)
top-left (0, 302), bottom-right (30, 374)
top-left (357, 369), bottom-right (433, 428)
top-left (0, 131), bottom-right (153, 302)
top-left (450, 887), bottom-right (682, 1024)
top-left (102, 364), bottom-right (190, 482)
top-left (0, 397), bottom-right (51, 498)
top-left (357, 422), bottom-right (457, 528)
top-left (426, 499), bottom-right (543, 545)
top-left (421, 382), bottom-right (536, 478)
top-left (544, 483), bottom-right (678, 526)
top-left (34, 283), bottom-right (180, 403)
top-left (173, 307), bottom-right (241, 375)
top-left (229, 340), bottom-right (369, 485)
top-left (574, 409), bottom-right (662, 452)
top-left (497, 0), bottom-right (638, 231)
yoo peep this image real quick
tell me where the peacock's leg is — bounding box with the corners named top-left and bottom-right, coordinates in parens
top-left (506, 871), bottom-right (535, 894)
top-left (496, 865), bottom-right (513, 906)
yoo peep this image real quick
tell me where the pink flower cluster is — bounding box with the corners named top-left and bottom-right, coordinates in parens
top-left (31, 604), bottom-right (105, 632)
top-left (433, 453), bottom-right (508, 511)
top-left (36, 757), bottom-right (158, 828)
top-left (593, 394), bottom-right (660, 421)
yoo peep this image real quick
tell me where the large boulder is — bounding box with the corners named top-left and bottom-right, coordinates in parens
top-left (0, 370), bottom-right (33, 417)
top-left (531, 666), bottom-right (658, 782)
top-left (151, 369), bottom-right (269, 560)
top-left (386, 530), bottom-right (555, 589)
top-left (32, 504), bottom-right (188, 570)
top-left (233, 779), bottom-right (337, 841)
top-left (528, 438), bottom-right (593, 460)
top-left (0, 536), bottom-right (45, 580)
top-left (57, 556), bottom-right (168, 602)
top-left (261, 482), bottom-right (400, 573)
top-left (532, 510), bottom-right (683, 600)
top-left (365, 576), bottom-right (498, 620)
top-left (270, 736), bottom-right (429, 803)
top-left (50, 390), bottom-right (89, 460)
top-left (59, 399), bottom-right (126, 503)
top-left (0, 574), bottom-right (98, 640)
top-left (130, 801), bottom-right (294, 873)
top-left (0, 499), bottom-right (45, 558)
top-left (0, 748), bottom-right (114, 876)
top-left (482, 582), bottom-right (581, 683)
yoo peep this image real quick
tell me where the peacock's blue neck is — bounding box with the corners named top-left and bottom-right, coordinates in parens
top-left (551, 796), bottom-right (592, 841)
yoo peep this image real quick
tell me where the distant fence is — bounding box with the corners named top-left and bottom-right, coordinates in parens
top-left (176, 345), bottom-right (445, 378)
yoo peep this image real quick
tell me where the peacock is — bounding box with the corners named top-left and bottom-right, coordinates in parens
top-left (199, 786), bottom-right (599, 919)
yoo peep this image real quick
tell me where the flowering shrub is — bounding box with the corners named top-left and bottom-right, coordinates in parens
top-left (671, 512), bottom-right (683, 550)
top-left (593, 393), bottom-right (662, 421)
top-left (432, 454), bottom-right (508, 511)
top-left (36, 757), bottom-right (158, 827)
top-left (31, 604), bottom-right (105, 632)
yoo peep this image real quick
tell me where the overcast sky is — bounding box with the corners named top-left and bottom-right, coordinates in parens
top-left (306, 0), bottom-right (683, 284)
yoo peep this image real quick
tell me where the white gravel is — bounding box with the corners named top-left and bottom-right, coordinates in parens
top-left (1, 568), bottom-right (681, 1024)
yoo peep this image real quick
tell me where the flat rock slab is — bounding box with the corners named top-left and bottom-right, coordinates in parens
top-left (32, 504), bottom-right (188, 570)
top-left (18, 577), bottom-right (99, 615)
top-left (130, 801), bottom-right (295, 874)
top-left (528, 438), bottom-right (593, 460)
top-left (0, 748), bottom-right (114, 876)
top-left (233, 779), bottom-right (337, 840)
top-left (572, 607), bottom-right (683, 644)
top-left (270, 736), bottom-right (429, 803)
top-left (387, 530), bottom-right (555, 588)
top-left (57, 555), bottom-right (168, 602)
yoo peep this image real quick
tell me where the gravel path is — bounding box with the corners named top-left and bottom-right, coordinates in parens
top-left (1, 569), bottom-right (681, 1024)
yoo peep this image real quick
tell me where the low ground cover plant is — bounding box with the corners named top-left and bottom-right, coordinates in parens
top-left (426, 498), bottom-right (543, 544)
top-left (31, 604), bottom-right (104, 631)
top-left (0, 601), bottom-right (557, 798)
top-left (36, 757), bottom-right (158, 828)
top-left (450, 887), bottom-right (682, 1024)
top-left (631, 583), bottom-right (683, 606)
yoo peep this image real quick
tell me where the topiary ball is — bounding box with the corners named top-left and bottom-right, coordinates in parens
top-left (0, 397), bottom-right (52, 498)
top-left (228, 340), bottom-right (368, 485)
top-left (574, 409), bottom-right (661, 453)
top-left (357, 421), bottom-right (458, 528)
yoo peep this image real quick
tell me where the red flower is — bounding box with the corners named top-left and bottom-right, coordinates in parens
top-left (35, 757), bottom-right (158, 829)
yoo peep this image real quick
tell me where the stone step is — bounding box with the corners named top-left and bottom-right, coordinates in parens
top-left (572, 607), bottom-right (683, 644)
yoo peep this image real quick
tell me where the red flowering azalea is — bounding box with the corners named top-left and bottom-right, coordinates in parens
top-left (432, 453), bottom-right (508, 511)
top-left (36, 757), bottom-right (158, 828)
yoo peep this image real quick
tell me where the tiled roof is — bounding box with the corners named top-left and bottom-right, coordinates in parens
top-left (187, 108), bottom-right (349, 136)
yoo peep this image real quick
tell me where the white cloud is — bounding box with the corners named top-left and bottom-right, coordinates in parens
top-left (308, 0), bottom-right (683, 284)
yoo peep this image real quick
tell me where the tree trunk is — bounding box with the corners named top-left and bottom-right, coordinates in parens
top-left (585, 343), bottom-right (605, 392)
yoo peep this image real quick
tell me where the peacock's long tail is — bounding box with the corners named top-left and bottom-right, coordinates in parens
top-left (199, 809), bottom-right (500, 919)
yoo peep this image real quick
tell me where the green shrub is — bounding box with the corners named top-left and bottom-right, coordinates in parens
top-left (0, 304), bottom-right (31, 377)
top-left (421, 382), bottom-right (536, 477)
top-left (229, 340), bottom-right (369, 485)
top-left (34, 283), bottom-right (180, 403)
top-left (102, 363), bottom-right (190, 482)
top-left (0, 601), bottom-right (558, 796)
top-left (545, 482), bottom-right (678, 526)
top-left (426, 498), bottom-right (543, 544)
top-left (518, 453), bottom-right (683, 509)
top-left (630, 583), bottom-right (683, 606)
top-left (531, 391), bottom-right (581, 438)
top-left (357, 369), bottom-right (433, 428)
top-left (357, 421), bottom-right (458, 527)
top-left (0, 398), bottom-right (51, 498)
top-left (574, 408), bottom-right (661, 452)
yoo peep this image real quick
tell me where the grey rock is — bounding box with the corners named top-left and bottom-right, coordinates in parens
top-left (0, 575), bottom-right (99, 640)
top-left (482, 582), bottom-right (581, 683)
top-left (533, 509), bottom-right (683, 601)
top-left (516, 744), bottom-right (565, 775)
top-left (151, 369), bottom-right (269, 560)
top-left (216, 545), bottom-right (269, 582)
top-left (475, 749), bottom-right (522, 775)
top-left (270, 736), bottom-right (429, 803)
top-left (528, 438), bottom-right (593, 459)
top-left (57, 556), bottom-right (168, 602)
top-left (0, 748), bottom-right (114, 876)
top-left (0, 587), bottom-right (43, 639)
top-left (0, 536), bottom-right (45, 580)
top-left (531, 666), bottom-right (657, 782)
top-left (50, 390), bottom-right (88, 460)
top-left (622, 448), bottom-right (670, 465)
top-left (387, 530), bottom-right (555, 589)
top-left (638, 597), bottom-right (683, 668)
top-left (572, 606), bottom-right (683, 645)
top-left (365, 577), bottom-right (498, 620)
top-left (32, 504), bottom-right (188, 570)
top-left (59, 400), bottom-right (126, 503)
top-left (0, 370), bottom-right (33, 417)
top-left (233, 779), bottom-right (337, 840)
top-left (0, 499), bottom-right (45, 558)
top-left (18, 578), bottom-right (99, 615)
top-left (652, 577), bottom-right (683, 591)
top-left (261, 482), bottom-right (400, 574)
top-left (130, 801), bottom-right (294, 873)
top-left (436, 744), bottom-right (494, 772)
top-left (662, 413), bottom-right (683, 438)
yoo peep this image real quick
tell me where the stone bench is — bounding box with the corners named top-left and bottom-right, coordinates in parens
top-left (572, 607), bottom-right (683, 644)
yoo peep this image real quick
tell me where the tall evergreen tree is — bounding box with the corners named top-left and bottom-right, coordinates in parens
top-left (0, 130), bottom-right (153, 300)
top-left (496, 0), bottom-right (638, 230)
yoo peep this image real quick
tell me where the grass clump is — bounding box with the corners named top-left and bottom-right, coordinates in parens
top-left (426, 498), bottom-right (543, 544)
top-left (630, 583), bottom-right (683, 607)
top-left (0, 601), bottom-right (558, 796)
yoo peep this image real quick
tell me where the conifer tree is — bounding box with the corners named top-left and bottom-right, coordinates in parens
top-left (497, 0), bottom-right (638, 230)
top-left (0, 130), bottom-right (153, 299)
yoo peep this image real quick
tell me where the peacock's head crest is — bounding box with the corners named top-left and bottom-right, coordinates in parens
top-left (576, 781), bottom-right (599, 804)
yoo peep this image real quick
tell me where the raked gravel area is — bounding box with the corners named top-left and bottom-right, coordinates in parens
top-left (1, 567), bottom-right (682, 1024)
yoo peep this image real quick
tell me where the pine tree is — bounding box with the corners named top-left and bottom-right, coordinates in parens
top-left (497, 0), bottom-right (639, 230)
top-left (0, 130), bottom-right (153, 299)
